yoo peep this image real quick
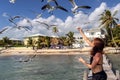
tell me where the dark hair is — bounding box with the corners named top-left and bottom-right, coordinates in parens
top-left (90, 38), bottom-right (104, 56)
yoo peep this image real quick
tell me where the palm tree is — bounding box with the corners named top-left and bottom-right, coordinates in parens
top-left (27, 37), bottom-right (36, 49)
top-left (65, 31), bottom-right (75, 48)
top-left (2, 37), bottom-right (11, 49)
top-left (99, 10), bottom-right (119, 47)
top-left (52, 26), bottom-right (59, 35)
top-left (44, 36), bottom-right (51, 48)
top-left (112, 25), bottom-right (120, 46)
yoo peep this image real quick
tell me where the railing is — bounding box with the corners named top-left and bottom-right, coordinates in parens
top-left (83, 54), bottom-right (120, 80)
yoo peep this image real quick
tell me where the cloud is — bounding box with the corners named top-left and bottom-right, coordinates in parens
top-left (111, 3), bottom-right (120, 22)
top-left (0, 2), bottom-right (120, 40)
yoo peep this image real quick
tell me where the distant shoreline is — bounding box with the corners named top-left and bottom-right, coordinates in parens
top-left (0, 47), bottom-right (119, 56)
top-left (0, 47), bottom-right (90, 56)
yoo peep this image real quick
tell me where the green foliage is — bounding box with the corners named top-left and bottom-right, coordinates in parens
top-left (65, 31), bottom-right (75, 47)
top-left (99, 9), bottom-right (119, 47)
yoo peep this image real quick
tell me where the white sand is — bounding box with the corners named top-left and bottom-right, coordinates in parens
top-left (0, 47), bottom-right (90, 56)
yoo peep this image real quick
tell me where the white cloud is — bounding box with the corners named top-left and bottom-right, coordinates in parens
top-left (111, 3), bottom-right (120, 22)
top-left (0, 2), bottom-right (120, 40)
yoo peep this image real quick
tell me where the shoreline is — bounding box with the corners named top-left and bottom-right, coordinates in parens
top-left (0, 47), bottom-right (119, 57)
top-left (0, 47), bottom-right (90, 56)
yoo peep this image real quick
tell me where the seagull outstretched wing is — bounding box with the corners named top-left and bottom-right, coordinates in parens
top-left (69, 0), bottom-right (77, 8)
top-left (56, 6), bottom-right (68, 12)
top-left (0, 28), bottom-right (8, 34)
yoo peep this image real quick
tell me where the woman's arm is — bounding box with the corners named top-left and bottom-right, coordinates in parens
top-left (79, 53), bottom-right (101, 69)
top-left (77, 27), bottom-right (93, 47)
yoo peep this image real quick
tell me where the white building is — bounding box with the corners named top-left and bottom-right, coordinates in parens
top-left (73, 28), bottom-right (105, 48)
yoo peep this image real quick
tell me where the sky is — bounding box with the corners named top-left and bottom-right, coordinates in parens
top-left (0, 0), bottom-right (120, 40)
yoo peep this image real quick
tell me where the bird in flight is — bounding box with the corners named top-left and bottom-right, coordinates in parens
top-left (12, 25), bottom-right (32, 31)
top-left (6, 14), bottom-right (21, 26)
top-left (17, 54), bottom-right (37, 63)
top-left (9, 0), bottom-right (16, 4)
top-left (24, 18), bottom-right (33, 28)
top-left (36, 21), bottom-right (57, 29)
top-left (69, 0), bottom-right (91, 14)
top-left (0, 27), bottom-right (8, 34)
top-left (41, 3), bottom-right (68, 14)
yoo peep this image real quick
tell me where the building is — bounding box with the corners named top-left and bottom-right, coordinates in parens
top-left (73, 28), bottom-right (106, 48)
top-left (10, 38), bottom-right (23, 45)
top-left (23, 33), bottom-right (59, 48)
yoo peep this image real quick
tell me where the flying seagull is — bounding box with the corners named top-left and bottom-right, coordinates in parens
top-left (12, 25), bottom-right (31, 31)
top-left (0, 27), bottom-right (8, 34)
top-left (17, 54), bottom-right (37, 62)
top-left (24, 18), bottom-right (33, 28)
top-left (36, 21), bottom-right (57, 29)
top-left (69, 0), bottom-right (91, 14)
top-left (9, 0), bottom-right (16, 3)
top-left (41, 3), bottom-right (68, 14)
top-left (6, 14), bottom-right (21, 21)
top-left (6, 14), bottom-right (21, 25)
top-left (9, 16), bottom-right (21, 21)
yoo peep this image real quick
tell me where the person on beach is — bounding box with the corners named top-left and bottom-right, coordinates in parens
top-left (77, 27), bottom-right (107, 80)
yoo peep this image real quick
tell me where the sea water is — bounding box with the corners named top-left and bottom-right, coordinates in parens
top-left (0, 54), bottom-right (89, 80)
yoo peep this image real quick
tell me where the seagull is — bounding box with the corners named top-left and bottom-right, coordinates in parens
top-left (69, 0), bottom-right (91, 14)
top-left (9, 0), bottom-right (16, 4)
top-left (17, 58), bottom-right (31, 62)
top-left (6, 14), bottom-right (21, 21)
top-left (0, 27), bottom-right (8, 34)
top-left (36, 21), bottom-right (57, 29)
top-left (17, 54), bottom-right (36, 63)
top-left (6, 14), bottom-right (21, 25)
top-left (41, 3), bottom-right (68, 14)
top-left (24, 18), bottom-right (33, 28)
top-left (12, 25), bottom-right (31, 31)
top-left (10, 16), bottom-right (21, 21)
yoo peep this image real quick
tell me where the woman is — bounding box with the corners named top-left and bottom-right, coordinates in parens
top-left (77, 27), bottom-right (107, 80)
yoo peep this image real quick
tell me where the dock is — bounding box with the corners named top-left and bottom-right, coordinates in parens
top-left (83, 54), bottom-right (120, 80)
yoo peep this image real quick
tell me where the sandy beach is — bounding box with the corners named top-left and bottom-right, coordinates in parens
top-left (0, 47), bottom-right (91, 56)
top-left (0, 47), bottom-right (119, 56)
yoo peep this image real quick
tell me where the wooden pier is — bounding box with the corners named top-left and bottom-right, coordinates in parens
top-left (83, 54), bottom-right (120, 80)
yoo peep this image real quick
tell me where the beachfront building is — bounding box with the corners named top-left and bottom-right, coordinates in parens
top-left (23, 33), bottom-right (59, 49)
top-left (9, 38), bottom-right (23, 46)
top-left (73, 28), bottom-right (106, 48)
top-left (0, 37), bottom-right (23, 46)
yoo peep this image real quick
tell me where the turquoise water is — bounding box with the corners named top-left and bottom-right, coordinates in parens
top-left (0, 54), bottom-right (89, 80)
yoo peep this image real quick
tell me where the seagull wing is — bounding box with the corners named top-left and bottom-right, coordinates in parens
top-left (56, 6), bottom-right (68, 12)
top-left (41, 4), bottom-right (51, 10)
top-left (78, 6), bottom-right (91, 9)
top-left (69, 0), bottom-right (77, 8)
top-left (0, 28), bottom-right (8, 34)
top-left (36, 21), bottom-right (50, 29)
top-left (54, 0), bottom-right (59, 6)
top-left (8, 19), bottom-right (17, 26)
top-left (13, 16), bottom-right (21, 20)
